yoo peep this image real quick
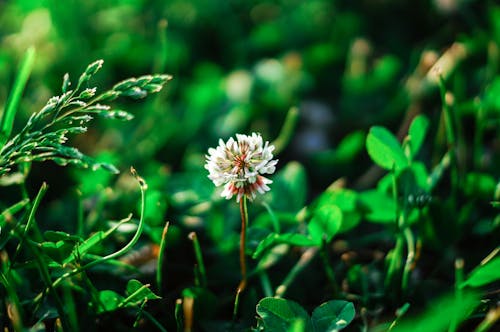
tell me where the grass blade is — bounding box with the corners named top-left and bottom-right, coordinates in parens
top-left (0, 47), bottom-right (36, 147)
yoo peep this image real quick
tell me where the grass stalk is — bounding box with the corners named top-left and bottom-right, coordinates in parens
top-left (0, 47), bottom-right (36, 148)
top-left (156, 221), bottom-right (170, 294)
top-left (449, 258), bottom-right (464, 332)
top-left (275, 247), bottom-right (318, 298)
top-left (33, 167), bottom-right (148, 305)
top-left (401, 227), bottom-right (415, 294)
top-left (272, 106), bottom-right (299, 155)
top-left (320, 238), bottom-right (338, 296)
top-left (188, 232), bottom-right (207, 288)
top-left (11, 182), bottom-right (48, 265)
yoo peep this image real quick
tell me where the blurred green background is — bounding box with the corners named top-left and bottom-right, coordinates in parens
top-left (0, 0), bottom-right (499, 330)
top-left (1, 0), bottom-right (496, 185)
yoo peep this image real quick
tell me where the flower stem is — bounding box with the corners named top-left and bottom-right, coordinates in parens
top-left (233, 196), bottom-right (248, 321)
top-left (237, 196), bottom-right (248, 293)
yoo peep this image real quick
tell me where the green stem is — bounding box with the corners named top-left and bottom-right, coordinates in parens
top-left (385, 236), bottom-right (404, 289)
top-left (237, 196), bottom-right (248, 293)
top-left (11, 182), bottom-right (48, 266)
top-left (0, 47), bottom-right (36, 148)
top-left (272, 106), bottom-right (299, 155)
top-left (401, 227), bottom-right (415, 294)
top-left (189, 231), bottom-right (207, 288)
top-left (33, 167), bottom-right (147, 305)
top-left (449, 258), bottom-right (464, 332)
top-left (437, 75), bottom-right (458, 195)
top-left (233, 196), bottom-right (248, 321)
top-left (320, 238), bottom-right (338, 296)
top-left (275, 247), bottom-right (318, 298)
top-left (0, 254), bottom-right (24, 332)
top-left (175, 299), bottom-right (183, 332)
top-left (156, 221), bottom-right (170, 294)
top-left (261, 201), bottom-right (280, 233)
top-left (259, 270), bottom-right (273, 297)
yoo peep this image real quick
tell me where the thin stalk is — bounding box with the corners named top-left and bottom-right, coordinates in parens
top-left (11, 182), bottom-right (48, 266)
top-left (0, 47), bottom-right (36, 148)
top-left (275, 247), bottom-right (318, 298)
top-left (76, 194), bottom-right (84, 237)
top-left (0, 253), bottom-right (24, 332)
top-left (261, 201), bottom-right (280, 233)
top-left (437, 75), bottom-right (458, 195)
top-left (449, 258), bottom-right (464, 332)
top-left (320, 238), bottom-right (338, 296)
top-left (156, 221), bottom-right (170, 294)
top-left (385, 236), bottom-right (404, 289)
top-left (33, 167), bottom-right (147, 305)
top-left (154, 19), bottom-right (169, 73)
top-left (272, 106), bottom-right (299, 155)
top-left (259, 270), bottom-right (273, 297)
top-left (141, 309), bottom-right (168, 332)
top-left (473, 104), bottom-right (484, 169)
top-left (474, 307), bottom-right (500, 332)
top-left (175, 298), bottom-right (183, 332)
top-left (401, 227), bottom-right (415, 294)
top-left (188, 232), bottom-right (207, 288)
top-left (237, 196), bottom-right (248, 293)
top-left (388, 302), bottom-right (411, 331)
top-left (233, 196), bottom-right (248, 321)
top-left (183, 296), bottom-right (194, 332)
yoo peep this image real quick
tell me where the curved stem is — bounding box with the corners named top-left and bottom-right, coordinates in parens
top-left (33, 167), bottom-right (147, 305)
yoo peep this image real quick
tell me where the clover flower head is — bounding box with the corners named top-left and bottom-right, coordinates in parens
top-left (205, 133), bottom-right (278, 202)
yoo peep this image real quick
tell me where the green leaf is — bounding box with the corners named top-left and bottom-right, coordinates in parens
top-left (44, 231), bottom-right (81, 243)
top-left (311, 300), bottom-right (355, 332)
top-left (366, 126), bottom-right (408, 170)
top-left (461, 256), bottom-right (500, 288)
top-left (391, 291), bottom-right (479, 332)
top-left (269, 162), bottom-right (308, 211)
top-left (331, 131), bottom-right (366, 163)
top-left (464, 173), bottom-right (497, 199)
top-left (253, 233), bottom-right (317, 259)
top-left (97, 290), bottom-right (124, 314)
top-left (358, 190), bottom-right (396, 223)
top-left (120, 279), bottom-right (161, 307)
top-left (0, 47), bottom-right (36, 148)
top-left (314, 189), bottom-right (361, 233)
top-left (64, 231), bottom-right (105, 264)
top-left (40, 240), bottom-right (76, 264)
top-left (408, 115), bottom-right (429, 158)
top-left (256, 297), bottom-right (312, 332)
top-left (308, 204), bottom-right (342, 244)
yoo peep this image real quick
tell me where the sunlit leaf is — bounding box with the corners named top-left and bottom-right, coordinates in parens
top-left (256, 297), bottom-right (312, 332)
top-left (97, 290), bottom-right (124, 314)
top-left (366, 126), bottom-right (408, 170)
top-left (308, 204), bottom-right (342, 244)
top-left (408, 115), bottom-right (429, 158)
top-left (359, 190), bottom-right (396, 223)
top-left (461, 256), bottom-right (500, 288)
top-left (253, 233), bottom-right (317, 259)
top-left (391, 291), bottom-right (479, 332)
top-left (311, 300), bottom-right (355, 331)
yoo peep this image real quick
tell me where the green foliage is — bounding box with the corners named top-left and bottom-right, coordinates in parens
top-left (0, 59), bottom-right (171, 175)
top-left (366, 126), bottom-right (408, 171)
top-left (256, 297), bottom-right (354, 332)
top-left (461, 256), bottom-right (500, 288)
top-left (1, 1), bottom-right (499, 331)
top-left (390, 292), bottom-right (479, 332)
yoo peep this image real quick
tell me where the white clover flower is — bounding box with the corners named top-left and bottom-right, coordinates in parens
top-left (205, 133), bottom-right (278, 202)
